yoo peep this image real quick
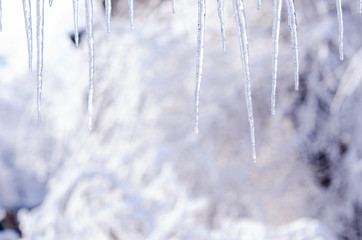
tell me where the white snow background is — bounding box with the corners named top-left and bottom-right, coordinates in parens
top-left (0, 0), bottom-right (362, 239)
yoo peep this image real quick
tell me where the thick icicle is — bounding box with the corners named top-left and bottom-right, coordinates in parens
top-left (285, 0), bottom-right (299, 90)
top-left (73, 0), bottom-right (79, 47)
top-left (257, 0), bottom-right (261, 10)
top-left (22, 0), bottom-right (33, 71)
top-left (128, 0), bottom-right (134, 29)
top-left (0, 0), bottom-right (2, 32)
top-left (217, 0), bottom-right (226, 52)
top-left (271, 0), bottom-right (282, 115)
top-left (49, 0), bottom-right (53, 7)
top-left (194, 0), bottom-right (206, 134)
top-left (85, 0), bottom-right (95, 130)
top-left (336, 0), bottom-right (344, 60)
top-left (171, 0), bottom-right (176, 13)
top-left (232, 0), bottom-right (256, 162)
top-left (36, 0), bottom-right (44, 123)
top-left (105, 0), bottom-right (111, 33)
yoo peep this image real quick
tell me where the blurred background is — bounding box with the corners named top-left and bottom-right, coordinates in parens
top-left (0, 0), bottom-right (362, 239)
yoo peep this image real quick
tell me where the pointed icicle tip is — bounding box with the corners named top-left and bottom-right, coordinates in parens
top-left (171, 0), bottom-right (176, 14)
top-left (257, 0), bottom-right (261, 10)
top-left (49, 0), bottom-right (53, 7)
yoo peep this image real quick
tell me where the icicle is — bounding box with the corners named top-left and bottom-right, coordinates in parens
top-left (336, 0), bottom-right (344, 60)
top-left (285, 0), bottom-right (299, 90)
top-left (36, 0), bottom-right (44, 123)
top-left (85, 0), bottom-right (95, 130)
top-left (232, 0), bottom-right (256, 162)
top-left (105, 0), bottom-right (111, 33)
top-left (171, 0), bottom-right (176, 14)
top-left (128, 0), bottom-right (134, 29)
top-left (360, 0), bottom-right (362, 13)
top-left (22, 0), bottom-right (33, 72)
top-left (217, 0), bottom-right (226, 52)
top-left (0, 0), bottom-right (2, 32)
top-left (49, 0), bottom-right (53, 7)
top-left (257, 0), bottom-right (261, 10)
top-left (73, 0), bottom-right (79, 47)
top-left (194, 0), bottom-right (206, 134)
top-left (271, 0), bottom-right (282, 115)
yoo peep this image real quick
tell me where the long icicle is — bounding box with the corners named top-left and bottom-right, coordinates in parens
top-left (285, 0), bottom-right (299, 90)
top-left (217, 0), bottom-right (226, 52)
top-left (128, 0), bottom-right (134, 29)
top-left (194, 0), bottom-right (206, 134)
top-left (171, 0), bottom-right (176, 13)
top-left (85, 0), bottom-right (95, 130)
top-left (73, 0), bottom-right (79, 46)
top-left (36, 0), bottom-right (45, 123)
top-left (0, 0), bottom-right (2, 32)
top-left (271, 0), bottom-right (282, 115)
top-left (22, 0), bottom-right (33, 71)
top-left (105, 0), bottom-right (111, 33)
top-left (336, 0), bottom-right (344, 60)
top-left (232, 0), bottom-right (256, 162)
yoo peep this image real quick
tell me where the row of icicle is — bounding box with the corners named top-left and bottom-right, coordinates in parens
top-left (0, 0), bottom-right (356, 161)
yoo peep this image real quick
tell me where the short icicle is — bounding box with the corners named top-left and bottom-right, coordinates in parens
top-left (22, 0), bottom-right (33, 71)
top-left (49, 0), bottom-right (53, 7)
top-left (36, 0), bottom-right (45, 123)
top-left (217, 0), bottom-right (226, 52)
top-left (360, 0), bottom-right (362, 13)
top-left (232, 0), bottom-right (257, 162)
top-left (336, 0), bottom-right (344, 60)
top-left (128, 0), bottom-right (134, 29)
top-left (285, 0), bottom-right (299, 90)
top-left (105, 0), bottom-right (111, 33)
top-left (194, 0), bottom-right (206, 134)
top-left (257, 0), bottom-right (261, 10)
top-left (85, 0), bottom-right (95, 130)
top-left (271, 0), bottom-right (282, 115)
top-left (171, 0), bottom-right (176, 13)
top-left (73, 0), bottom-right (79, 47)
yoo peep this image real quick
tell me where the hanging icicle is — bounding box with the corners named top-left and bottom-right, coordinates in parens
top-left (285, 0), bottom-right (299, 90)
top-left (0, 0), bottom-right (2, 32)
top-left (336, 0), bottom-right (344, 60)
top-left (49, 0), bottom-right (53, 7)
top-left (128, 0), bottom-right (134, 29)
top-left (85, 0), bottom-right (95, 130)
top-left (36, 0), bottom-right (45, 123)
top-left (271, 0), bottom-right (282, 115)
top-left (360, 0), bottom-right (362, 13)
top-left (257, 0), bottom-right (261, 10)
top-left (72, 0), bottom-right (79, 47)
top-left (171, 0), bottom-right (176, 14)
top-left (232, 0), bottom-right (257, 162)
top-left (194, 0), bottom-right (206, 134)
top-left (22, 0), bottom-right (33, 72)
top-left (217, 0), bottom-right (226, 52)
top-left (105, 0), bottom-right (111, 33)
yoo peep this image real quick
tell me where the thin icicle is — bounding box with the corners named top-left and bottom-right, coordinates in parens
top-left (194, 0), bottom-right (206, 134)
top-left (128, 0), bottom-right (134, 29)
top-left (105, 0), bottom-right (111, 33)
top-left (257, 0), bottom-right (261, 10)
top-left (49, 0), bottom-right (53, 7)
top-left (36, 0), bottom-right (44, 123)
top-left (22, 0), bottom-right (33, 72)
top-left (85, 0), bottom-right (95, 130)
top-left (271, 0), bottom-right (282, 115)
top-left (73, 0), bottom-right (79, 47)
top-left (360, 0), bottom-right (362, 13)
top-left (0, 0), bottom-right (2, 32)
top-left (171, 0), bottom-right (176, 14)
top-left (217, 0), bottom-right (226, 52)
top-left (285, 0), bottom-right (299, 90)
top-left (232, 0), bottom-right (256, 162)
top-left (336, 0), bottom-right (344, 60)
